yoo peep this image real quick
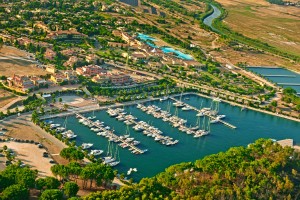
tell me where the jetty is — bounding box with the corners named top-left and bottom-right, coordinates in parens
top-left (278, 83), bottom-right (300, 86)
top-left (169, 97), bottom-right (237, 129)
top-left (263, 75), bottom-right (296, 78)
top-left (277, 139), bottom-right (293, 148)
top-left (75, 113), bottom-right (145, 154)
top-left (109, 109), bottom-right (178, 146)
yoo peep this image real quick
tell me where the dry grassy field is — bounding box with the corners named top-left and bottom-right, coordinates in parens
top-left (0, 46), bottom-right (47, 77)
top-left (216, 0), bottom-right (300, 57)
top-left (0, 89), bottom-right (17, 109)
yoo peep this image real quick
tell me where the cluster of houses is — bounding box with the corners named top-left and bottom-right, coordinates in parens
top-left (76, 65), bottom-right (133, 85)
top-left (6, 63), bottom-right (134, 92)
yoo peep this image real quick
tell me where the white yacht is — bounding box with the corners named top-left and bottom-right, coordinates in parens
top-left (196, 112), bottom-right (204, 117)
top-left (82, 143), bottom-right (93, 149)
top-left (182, 105), bottom-right (192, 111)
top-left (90, 149), bottom-right (104, 156)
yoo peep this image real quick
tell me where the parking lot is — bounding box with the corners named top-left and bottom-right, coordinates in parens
top-left (0, 140), bottom-right (54, 177)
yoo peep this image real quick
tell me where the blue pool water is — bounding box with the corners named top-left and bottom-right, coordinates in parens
top-left (50, 94), bottom-right (300, 181)
top-left (137, 33), bottom-right (193, 60)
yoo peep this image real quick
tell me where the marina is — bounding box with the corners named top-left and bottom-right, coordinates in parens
top-left (248, 67), bottom-right (300, 95)
top-left (46, 94), bottom-right (300, 181)
top-left (75, 113), bottom-right (146, 155)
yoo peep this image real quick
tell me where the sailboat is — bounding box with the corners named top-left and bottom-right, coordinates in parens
top-left (103, 141), bottom-right (116, 164)
top-left (173, 93), bottom-right (185, 107)
top-left (201, 118), bottom-right (211, 136)
top-left (196, 100), bottom-right (205, 117)
top-left (160, 85), bottom-right (169, 101)
top-left (190, 116), bottom-right (201, 131)
top-left (88, 110), bottom-right (96, 120)
top-left (124, 125), bottom-right (130, 138)
top-left (109, 145), bottom-right (120, 167)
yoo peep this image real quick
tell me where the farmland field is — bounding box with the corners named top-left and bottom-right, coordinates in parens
top-left (216, 0), bottom-right (300, 57)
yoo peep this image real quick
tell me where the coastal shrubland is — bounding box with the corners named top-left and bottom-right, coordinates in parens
top-left (84, 138), bottom-right (300, 199)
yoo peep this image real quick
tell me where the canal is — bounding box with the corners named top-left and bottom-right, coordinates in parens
top-left (203, 5), bottom-right (222, 31)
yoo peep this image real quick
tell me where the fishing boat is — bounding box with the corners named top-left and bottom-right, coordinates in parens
top-left (82, 143), bottom-right (93, 149)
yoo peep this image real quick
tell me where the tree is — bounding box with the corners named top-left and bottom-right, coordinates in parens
top-left (63, 182), bottom-right (79, 198)
top-left (271, 100), bottom-right (277, 107)
top-left (40, 189), bottom-right (63, 200)
top-left (1, 184), bottom-right (29, 200)
top-left (59, 97), bottom-right (62, 103)
top-left (60, 147), bottom-right (84, 161)
top-left (36, 177), bottom-right (60, 191)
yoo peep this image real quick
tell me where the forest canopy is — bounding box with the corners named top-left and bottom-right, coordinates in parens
top-left (85, 139), bottom-right (300, 200)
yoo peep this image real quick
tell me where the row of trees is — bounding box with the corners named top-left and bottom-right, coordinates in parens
top-left (0, 163), bottom-right (79, 199)
top-left (51, 162), bottom-right (115, 190)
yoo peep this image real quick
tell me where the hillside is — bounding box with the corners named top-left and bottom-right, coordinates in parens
top-left (85, 139), bottom-right (300, 199)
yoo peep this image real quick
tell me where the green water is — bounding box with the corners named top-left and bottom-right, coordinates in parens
top-left (50, 94), bottom-right (300, 181)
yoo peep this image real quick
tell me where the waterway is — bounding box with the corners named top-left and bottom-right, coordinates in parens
top-left (203, 5), bottom-right (222, 31)
top-left (49, 94), bottom-right (300, 181)
top-left (137, 33), bottom-right (193, 60)
top-left (248, 67), bottom-right (300, 94)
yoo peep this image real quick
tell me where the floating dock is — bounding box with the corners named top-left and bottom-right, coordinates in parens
top-left (169, 97), bottom-right (237, 129)
top-left (75, 113), bottom-right (145, 154)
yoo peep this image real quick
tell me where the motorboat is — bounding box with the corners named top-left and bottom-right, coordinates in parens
top-left (196, 112), bottom-right (204, 117)
top-left (90, 149), bottom-right (104, 156)
top-left (82, 143), bottom-right (93, 149)
top-left (182, 106), bottom-right (192, 111)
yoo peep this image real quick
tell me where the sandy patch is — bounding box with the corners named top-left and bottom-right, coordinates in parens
top-left (1, 141), bottom-right (53, 177)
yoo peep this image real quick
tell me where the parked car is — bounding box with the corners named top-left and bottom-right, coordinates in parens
top-left (43, 152), bottom-right (49, 157)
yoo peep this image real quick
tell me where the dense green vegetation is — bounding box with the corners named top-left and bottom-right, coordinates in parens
top-left (83, 139), bottom-right (300, 199)
top-left (282, 88), bottom-right (300, 111)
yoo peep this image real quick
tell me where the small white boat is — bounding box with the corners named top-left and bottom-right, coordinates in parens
top-left (90, 149), bottom-right (104, 156)
top-left (196, 112), bottom-right (204, 117)
top-left (159, 96), bottom-right (168, 101)
top-left (109, 161), bottom-right (120, 167)
top-left (217, 115), bottom-right (226, 119)
top-left (82, 143), bottom-right (93, 149)
top-left (182, 106), bottom-right (192, 111)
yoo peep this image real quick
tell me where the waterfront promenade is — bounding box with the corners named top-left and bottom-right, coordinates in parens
top-left (40, 92), bottom-right (300, 123)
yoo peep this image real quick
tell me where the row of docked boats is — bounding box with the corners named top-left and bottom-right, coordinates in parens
top-left (76, 113), bottom-right (147, 156)
top-left (109, 107), bottom-right (179, 146)
top-left (137, 104), bottom-right (211, 138)
top-left (46, 121), bottom-right (78, 140)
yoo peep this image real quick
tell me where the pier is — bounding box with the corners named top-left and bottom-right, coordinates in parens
top-left (75, 113), bottom-right (145, 154)
top-left (278, 83), bottom-right (300, 86)
top-left (109, 109), bottom-right (178, 146)
top-left (263, 75), bottom-right (296, 78)
top-left (169, 97), bottom-right (237, 129)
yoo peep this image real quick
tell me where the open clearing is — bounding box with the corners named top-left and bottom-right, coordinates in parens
top-left (0, 89), bottom-right (17, 109)
top-left (0, 46), bottom-right (47, 77)
top-left (0, 141), bottom-right (53, 177)
top-left (216, 0), bottom-right (300, 57)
